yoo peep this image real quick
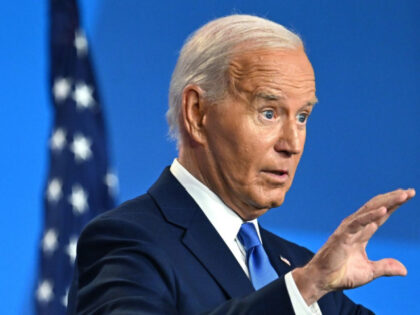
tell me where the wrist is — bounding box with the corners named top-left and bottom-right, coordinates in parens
top-left (292, 265), bottom-right (331, 305)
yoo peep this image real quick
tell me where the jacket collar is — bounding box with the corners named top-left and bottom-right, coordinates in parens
top-left (148, 167), bottom-right (255, 298)
top-left (260, 228), bottom-right (295, 277)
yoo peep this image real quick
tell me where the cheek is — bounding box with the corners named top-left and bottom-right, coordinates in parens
top-left (217, 140), bottom-right (263, 189)
top-left (226, 145), bottom-right (255, 178)
top-left (214, 124), bottom-right (256, 163)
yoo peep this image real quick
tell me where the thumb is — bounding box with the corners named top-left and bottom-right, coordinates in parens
top-left (371, 258), bottom-right (407, 279)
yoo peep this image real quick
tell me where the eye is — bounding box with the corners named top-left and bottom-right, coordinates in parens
top-left (297, 112), bottom-right (309, 124)
top-left (262, 109), bottom-right (275, 120)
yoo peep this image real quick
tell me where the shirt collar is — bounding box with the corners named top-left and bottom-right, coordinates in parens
top-left (170, 158), bottom-right (261, 244)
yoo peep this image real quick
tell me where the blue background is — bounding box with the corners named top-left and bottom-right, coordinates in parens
top-left (0, 1), bottom-right (418, 313)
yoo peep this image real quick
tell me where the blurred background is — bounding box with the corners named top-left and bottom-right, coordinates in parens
top-left (0, 0), bottom-right (418, 314)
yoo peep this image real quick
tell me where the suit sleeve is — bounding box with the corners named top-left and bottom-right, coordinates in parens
top-left (70, 218), bottom-right (179, 314)
top-left (328, 291), bottom-right (375, 315)
top-left (69, 217), bottom-right (298, 315)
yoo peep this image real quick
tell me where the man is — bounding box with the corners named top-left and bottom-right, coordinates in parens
top-left (68, 15), bottom-right (415, 314)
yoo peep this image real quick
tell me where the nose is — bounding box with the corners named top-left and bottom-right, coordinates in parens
top-left (274, 119), bottom-right (303, 156)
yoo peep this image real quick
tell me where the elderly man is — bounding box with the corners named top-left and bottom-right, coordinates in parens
top-left (68, 15), bottom-right (415, 314)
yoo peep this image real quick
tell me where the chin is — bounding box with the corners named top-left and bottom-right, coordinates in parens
top-left (251, 194), bottom-right (285, 212)
top-left (268, 196), bottom-right (285, 209)
top-left (264, 189), bottom-right (287, 208)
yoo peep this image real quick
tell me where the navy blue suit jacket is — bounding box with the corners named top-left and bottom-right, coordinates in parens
top-left (68, 168), bottom-right (373, 314)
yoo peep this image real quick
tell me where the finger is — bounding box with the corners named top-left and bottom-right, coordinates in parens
top-left (347, 207), bottom-right (387, 234)
top-left (406, 188), bottom-right (416, 199)
top-left (371, 258), bottom-right (407, 279)
top-left (368, 189), bottom-right (406, 211)
top-left (359, 188), bottom-right (414, 215)
top-left (383, 188), bottom-right (415, 207)
top-left (386, 188), bottom-right (416, 213)
top-left (376, 188), bottom-right (416, 227)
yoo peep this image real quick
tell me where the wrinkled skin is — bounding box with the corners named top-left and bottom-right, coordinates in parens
top-left (178, 47), bottom-right (416, 305)
top-left (180, 48), bottom-right (316, 220)
top-left (293, 188), bottom-right (415, 304)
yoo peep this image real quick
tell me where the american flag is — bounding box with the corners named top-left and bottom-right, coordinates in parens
top-left (35, 0), bottom-right (116, 313)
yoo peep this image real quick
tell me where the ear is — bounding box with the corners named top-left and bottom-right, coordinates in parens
top-left (181, 84), bottom-right (208, 145)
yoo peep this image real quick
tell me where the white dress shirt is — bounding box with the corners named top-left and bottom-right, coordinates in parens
top-left (170, 159), bottom-right (321, 314)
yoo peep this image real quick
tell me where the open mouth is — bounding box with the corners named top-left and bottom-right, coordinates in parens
top-left (262, 170), bottom-right (289, 182)
top-left (262, 169), bottom-right (289, 176)
top-left (268, 170), bottom-right (288, 176)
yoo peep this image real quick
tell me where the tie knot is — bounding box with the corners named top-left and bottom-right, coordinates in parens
top-left (237, 223), bottom-right (261, 251)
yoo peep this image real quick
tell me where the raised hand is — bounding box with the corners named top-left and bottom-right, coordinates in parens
top-left (292, 188), bottom-right (416, 305)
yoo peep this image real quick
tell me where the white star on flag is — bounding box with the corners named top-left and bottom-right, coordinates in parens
top-left (68, 184), bottom-right (89, 215)
top-left (105, 171), bottom-right (119, 196)
top-left (42, 229), bottom-right (58, 254)
top-left (36, 280), bottom-right (54, 303)
top-left (72, 82), bottom-right (95, 109)
top-left (70, 133), bottom-right (92, 162)
top-left (39, 3), bottom-right (116, 313)
top-left (46, 178), bottom-right (63, 203)
top-left (53, 77), bottom-right (72, 102)
top-left (49, 128), bottom-right (67, 152)
top-left (66, 236), bottom-right (78, 264)
top-left (61, 288), bottom-right (69, 307)
top-left (74, 29), bottom-right (88, 56)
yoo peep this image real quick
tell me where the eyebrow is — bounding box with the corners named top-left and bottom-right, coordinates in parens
top-left (307, 96), bottom-right (319, 107)
top-left (256, 92), bottom-right (319, 107)
top-left (255, 92), bottom-right (284, 101)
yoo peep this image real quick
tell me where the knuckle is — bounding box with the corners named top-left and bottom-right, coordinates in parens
top-left (340, 217), bottom-right (350, 227)
top-left (329, 232), bottom-right (343, 244)
top-left (361, 204), bottom-right (370, 212)
top-left (346, 219), bottom-right (357, 231)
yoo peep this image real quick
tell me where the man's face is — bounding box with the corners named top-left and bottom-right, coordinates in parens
top-left (199, 48), bottom-right (317, 220)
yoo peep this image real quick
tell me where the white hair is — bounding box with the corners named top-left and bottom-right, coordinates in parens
top-left (167, 14), bottom-right (303, 144)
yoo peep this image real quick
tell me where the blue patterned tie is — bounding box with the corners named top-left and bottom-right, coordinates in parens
top-left (237, 223), bottom-right (278, 290)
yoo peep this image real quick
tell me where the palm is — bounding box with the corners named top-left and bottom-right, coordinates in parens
top-left (327, 238), bottom-right (375, 289)
top-left (296, 188), bottom-right (415, 303)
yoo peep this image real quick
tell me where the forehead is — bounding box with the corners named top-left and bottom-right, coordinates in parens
top-left (228, 48), bottom-right (316, 100)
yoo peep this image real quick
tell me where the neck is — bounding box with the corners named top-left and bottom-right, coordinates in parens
top-left (178, 146), bottom-right (265, 221)
top-left (178, 146), bottom-right (206, 185)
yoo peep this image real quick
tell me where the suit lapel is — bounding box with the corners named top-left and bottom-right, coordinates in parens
top-left (148, 168), bottom-right (254, 298)
top-left (182, 210), bottom-right (255, 298)
top-left (260, 227), bottom-right (295, 277)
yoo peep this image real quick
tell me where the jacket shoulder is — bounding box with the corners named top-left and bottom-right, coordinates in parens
top-left (96, 193), bottom-right (160, 222)
top-left (78, 192), bottom-right (171, 257)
